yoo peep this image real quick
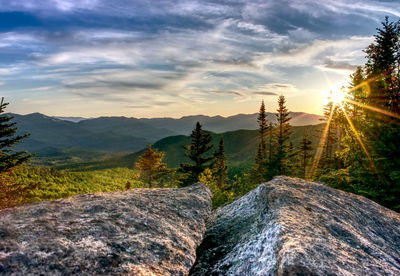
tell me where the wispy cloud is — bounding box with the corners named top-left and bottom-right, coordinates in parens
top-left (253, 91), bottom-right (277, 96)
top-left (0, 0), bottom-right (398, 116)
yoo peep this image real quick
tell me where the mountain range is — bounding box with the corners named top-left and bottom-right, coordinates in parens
top-left (8, 112), bottom-right (324, 156)
top-left (52, 124), bottom-right (325, 174)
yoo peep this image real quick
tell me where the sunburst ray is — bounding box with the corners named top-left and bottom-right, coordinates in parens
top-left (308, 103), bottom-right (336, 179)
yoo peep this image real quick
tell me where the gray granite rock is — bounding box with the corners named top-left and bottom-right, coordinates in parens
top-left (190, 176), bottom-right (400, 276)
top-left (0, 183), bottom-right (212, 276)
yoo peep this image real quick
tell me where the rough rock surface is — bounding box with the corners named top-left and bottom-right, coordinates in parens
top-left (190, 176), bottom-right (400, 276)
top-left (0, 183), bottom-right (212, 276)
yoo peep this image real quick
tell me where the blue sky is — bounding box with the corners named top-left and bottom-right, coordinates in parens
top-left (0, 0), bottom-right (399, 117)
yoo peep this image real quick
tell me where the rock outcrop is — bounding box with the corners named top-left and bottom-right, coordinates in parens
top-left (0, 183), bottom-right (212, 276)
top-left (190, 176), bottom-right (400, 276)
top-left (2, 176), bottom-right (400, 275)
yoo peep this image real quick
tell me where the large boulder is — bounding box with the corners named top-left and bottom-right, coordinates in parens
top-left (0, 183), bottom-right (212, 275)
top-left (190, 176), bottom-right (400, 275)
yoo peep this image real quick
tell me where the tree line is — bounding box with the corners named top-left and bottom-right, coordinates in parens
top-left (133, 17), bottom-right (400, 210)
top-left (313, 17), bottom-right (400, 211)
top-left (133, 94), bottom-right (317, 207)
top-left (1, 18), bottom-right (398, 211)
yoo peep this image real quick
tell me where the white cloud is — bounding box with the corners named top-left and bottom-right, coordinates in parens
top-left (258, 36), bottom-right (372, 69)
top-left (0, 0), bottom-right (99, 12)
top-left (1, 0), bottom-right (396, 116)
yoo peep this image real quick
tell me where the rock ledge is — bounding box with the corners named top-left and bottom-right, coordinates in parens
top-left (190, 176), bottom-right (400, 275)
top-left (0, 183), bottom-right (212, 276)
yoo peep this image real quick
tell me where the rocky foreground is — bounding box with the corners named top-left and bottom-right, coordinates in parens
top-left (190, 176), bottom-right (400, 275)
top-left (0, 183), bottom-right (212, 275)
top-left (1, 177), bottom-right (400, 275)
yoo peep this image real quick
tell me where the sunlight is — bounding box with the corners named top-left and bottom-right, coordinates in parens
top-left (340, 106), bottom-right (376, 172)
top-left (310, 75), bottom-right (399, 180)
top-left (346, 99), bottom-right (400, 120)
top-left (308, 102), bottom-right (336, 180)
top-left (328, 89), bottom-right (346, 105)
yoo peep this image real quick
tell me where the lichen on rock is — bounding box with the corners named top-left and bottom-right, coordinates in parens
top-left (190, 176), bottom-right (400, 276)
top-left (2, 176), bottom-right (400, 275)
top-left (0, 183), bottom-right (212, 276)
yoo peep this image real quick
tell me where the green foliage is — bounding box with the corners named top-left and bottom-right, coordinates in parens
top-left (0, 98), bottom-right (32, 172)
top-left (52, 125), bottom-right (323, 174)
top-left (0, 165), bottom-right (151, 209)
top-left (135, 145), bottom-right (170, 188)
top-left (179, 122), bottom-right (213, 186)
top-left (317, 17), bottom-right (400, 212)
top-left (211, 137), bottom-right (228, 189)
top-left (254, 100), bottom-right (268, 183)
top-left (199, 168), bottom-right (235, 208)
top-left (271, 95), bottom-right (293, 176)
top-left (31, 147), bottom-right (116, 170)
top-left (322, 102), bottom-right (336, 161)
top-left (298, 133), bottom-right (313, 179)
top-left (263, 95), bottom-right (294, 179)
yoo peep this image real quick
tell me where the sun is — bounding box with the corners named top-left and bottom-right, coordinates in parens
top-left (328, 89), bottom-right (346, 105)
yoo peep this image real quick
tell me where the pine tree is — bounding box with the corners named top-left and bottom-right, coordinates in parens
top-left (212, 136), bottom-right (228, 189)
top-left (349, 67), bottom-right (366, 118)
top-left (135, 145), bottom-right (168, 188)
top-left (179, 122), bottom-right (213, 186)
top-left (0, 98), bottom-right (31, 172)
top-left (267, 122), bottom-right (274, 164)
top-left (318, 17), bottom-right (400, 211)
top-left (365, 16), bottom-right (399, 113)
top-left (360, 17), bottom-right (400, 208)
top-left (321, 100), bottom-right (338, 167)
top-left (273, 95), bottom-right (292, 175)
top-left (254, 100), bottom-right (268, 182)
top-left (299, 133), bottom-right (313, 179)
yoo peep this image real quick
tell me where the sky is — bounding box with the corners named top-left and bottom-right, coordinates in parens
top-left (0, 0), bottom-right (399, 118)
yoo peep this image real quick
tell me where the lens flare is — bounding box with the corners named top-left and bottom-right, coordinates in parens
top-left (313, 74), bottom-right (399, 180)
top-left (340, 106), bottom-right (376, 172)
top-left (328, 90), bottom-right (346, 105)
top-left (308, 103), bottom-right (336, 179)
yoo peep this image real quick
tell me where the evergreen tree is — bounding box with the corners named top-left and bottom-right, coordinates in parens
top-left (359, 17), bottom-right (400, 208)
top-left (212, 136), bottom-right (228, 189)
top-left (318, 17), bottom-right (400, 211)
top-left (135, 145), bottom-right (168, 188)
top-left (254, 100), bottom-right (268, 182)
top-left (365, 16), bottom-right (399, 113)
top-left (0, 98), bottom-right (31, 172)
top-left (321, 100), bottom-right (338, 168)
top-left (349, 67), bottom-right (366, 118)
top-left (299, 133), bottom-right (313, 179)
top-left (273, 95), bottom-right (292, 175)
top-left (179, 122), bottom-right (213, 186)
top-left (267, 122), bottom-right (275, 164)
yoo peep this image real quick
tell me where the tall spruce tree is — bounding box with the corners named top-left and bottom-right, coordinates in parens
top-left (318, 17), bottom-right (400, 211)
top-left (0, 98), bottom-right (31, 172)
top-left (349, 67), bottom-right (366, 118)
top-left (321, 100), bottom-right (338, 168)
top-left (299, 133), bottom-right (313, 179)
top-left (179, 122), bottom-right (213, 186)
top-left (267, 122), bottom-right (274, 164)
top-left (358, 17), bottom-right (399, 208)
top-left (273, 95), bottom-right (292, 175)
top-left (212, 136), bottom-right (228, 189)
top-left (254, 100), bottom-right (268, 182)
top-left (365, 16), bottom-right (399, 114)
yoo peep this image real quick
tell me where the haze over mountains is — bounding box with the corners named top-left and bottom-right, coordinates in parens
top-left (67, 124), bottom-right (324, 173)
top-left (10, 112), bottom-right (323, 155)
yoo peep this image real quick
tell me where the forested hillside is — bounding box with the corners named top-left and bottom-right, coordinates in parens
top-left (53, 124), bottom-right (324, 174)
top-left (8, 112), bottom-right (323, 156)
